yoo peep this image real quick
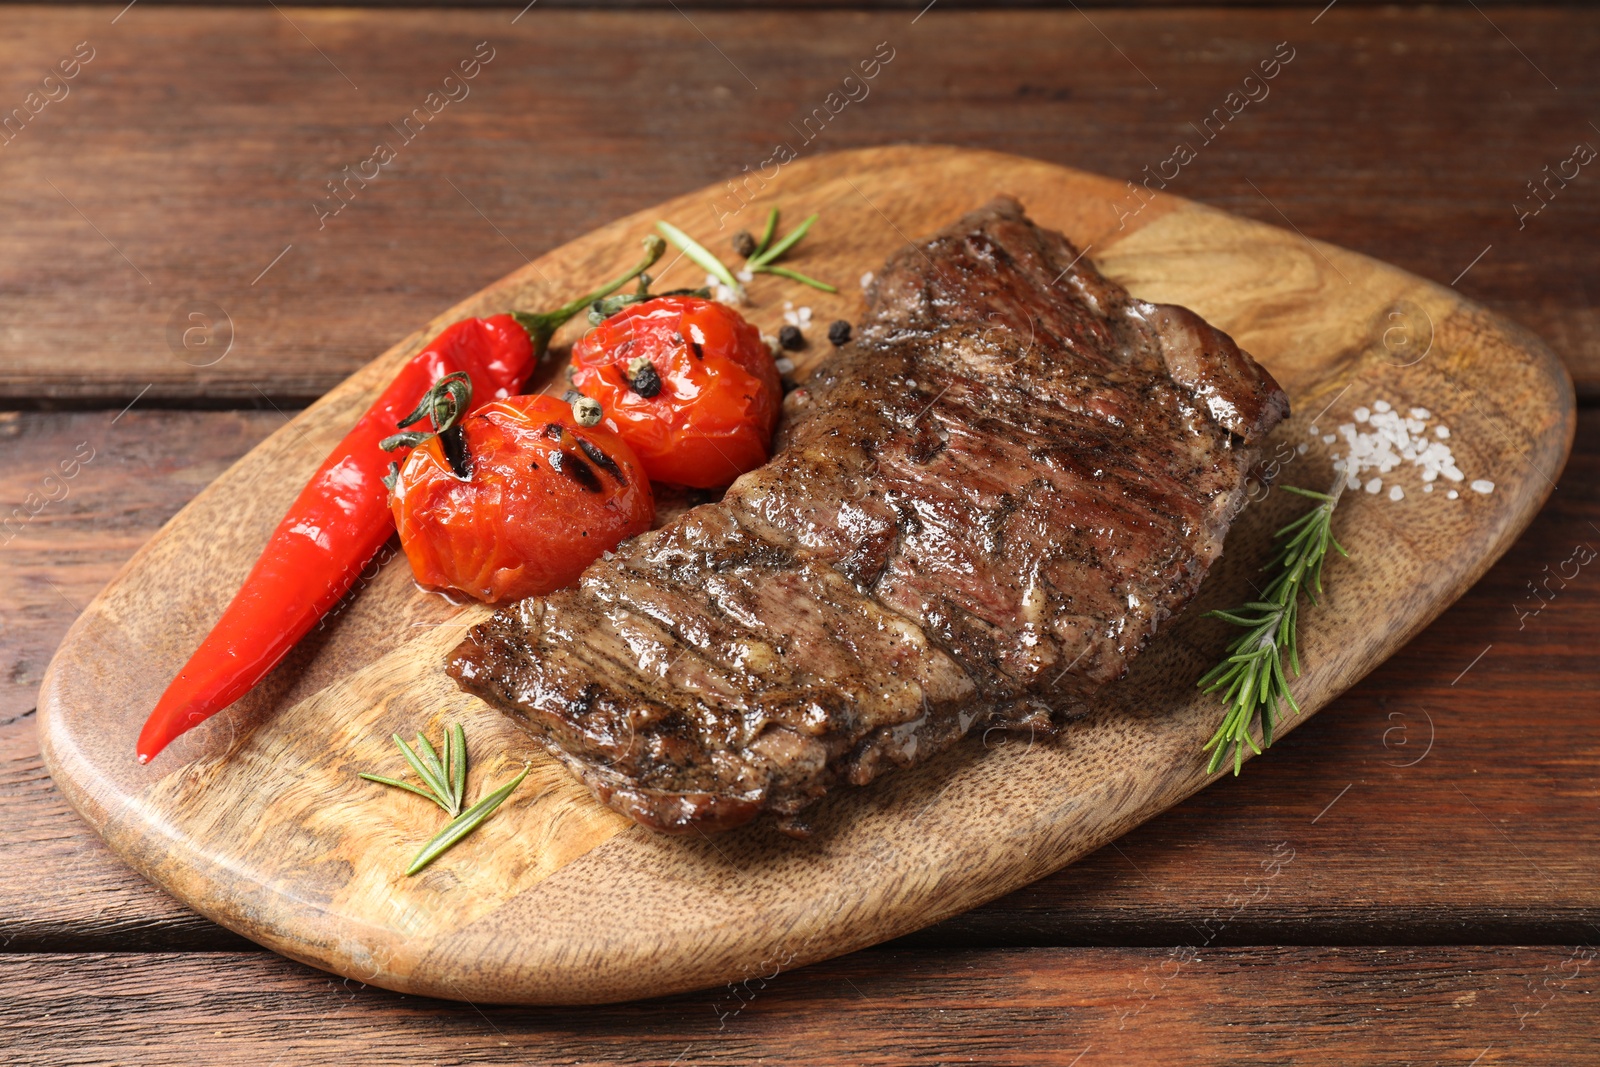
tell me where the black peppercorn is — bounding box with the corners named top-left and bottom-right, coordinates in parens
top-left (732, 231), bottom-right (757, 258)
top-left (627, 355), bottom-right (663, 398)
top-left (827, 320), bottom-right (852, 346)
top-left (778, 324), bottom-right (805, 351)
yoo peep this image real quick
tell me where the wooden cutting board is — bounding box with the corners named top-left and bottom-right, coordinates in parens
top-left (38, 145), bottom-right (1573, 1006)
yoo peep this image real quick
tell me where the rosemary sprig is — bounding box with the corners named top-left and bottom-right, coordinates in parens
top-left (759, 264), bottom-right (838, 290)
top-left (360, 723), bottom-right (529, 874)
top-left (742, 209), bottom-right (836, 292)
top-left (748, 212), bottom-right (815, 268)
top-left (656, 220), bottom-right (742, 295)
top-left (1198, 483), bottom-right (1348, 775)
top-left (658, 210), bottom-right (837, 296)
top-left (406, 765), bottom-right (530, 876)
top-left (753, 205), bottom-right (780, 257)
top-left (361, 724), bottom-right (468, 816)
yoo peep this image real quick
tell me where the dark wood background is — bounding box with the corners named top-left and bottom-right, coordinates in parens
top-left (1, 4), bottom-right (1596, 1063)
top-left (14, 1), bottom-right (1596, 7)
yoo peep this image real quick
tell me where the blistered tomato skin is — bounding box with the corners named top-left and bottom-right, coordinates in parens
top-left (570, 296), bottom-right (781, 488)
top-left (389, 395), bottom-right (653, 604)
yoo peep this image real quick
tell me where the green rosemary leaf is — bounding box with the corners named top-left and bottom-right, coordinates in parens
top-left (392, 733), bottom-right (452, 811)
top-left (754, 206), bottom-right (779, 257)
top-left (1205, 609), bottom-right (1262, 626)
top-left (414, 731), bottom-right (458, 815)
top-left (656, 221), bottom-right (741, 295)
top-left (414, 731), bottom-right (446, 782)
top-left (753, 264), bottom-right (839, 292)
top-left (748, 212), bottom-right (817, 267)
top-left (358, 773), bottom-right (442, 805)
top-left (450, 722), bottom-right (468, 814)
top-left (405, 764), bottom-right (531, 876)
top-left (441, 726), bottom-right (457, 811)
top-left (1198, 481), bottom-right (1346, 776)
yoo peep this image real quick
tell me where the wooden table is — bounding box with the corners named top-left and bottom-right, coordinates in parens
top-left (2, 4), bottom-right (1596, 1062)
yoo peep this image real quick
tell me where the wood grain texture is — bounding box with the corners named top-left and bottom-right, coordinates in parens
top-left (0, 410), bottom-right (280, 951)
top-left (18, 0), bottom-right (1570, 7)
top-left (5, 414), bottom-right (1598, 956)
top-left (3, 948), bottom-right (1597, 1066)
top-left (33, 146), bottom-right (1575, 1003)
top-left (0, 411), bottom-right (288, 722)
top-left (1, 8), bottom-right (1597, 402)
top-left (927, 407), bottom-right (1600, 951)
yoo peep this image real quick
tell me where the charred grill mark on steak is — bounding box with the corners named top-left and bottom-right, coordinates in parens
top-left (449, 197), bottom-right (1289, 836)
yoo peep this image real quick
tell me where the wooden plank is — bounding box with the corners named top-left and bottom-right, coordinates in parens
top-left (0, 705), bottom-right (249, 952)
top-left (5, 402), bottom-right (1600, 953)
top-left (13, 0), bottom-right (1541, 7)
top-left (1, 7), bottom-right (1596, 403)
top-left (0, 410), bottom-right (289, 722)
top-left (0, 947), bottom-right (1595, 1064)
top-left (3, 415), bottom-right (1596, 957)
top-left (0, 410), bottom-right (278, 950)
top-left (918, 409), bottom-right (1600, 949)
top-left (33, 144), bottom-right (1576, 1003)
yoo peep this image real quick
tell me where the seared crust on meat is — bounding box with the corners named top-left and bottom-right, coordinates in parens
top-left (448, 198), bottom-right (1289, 835)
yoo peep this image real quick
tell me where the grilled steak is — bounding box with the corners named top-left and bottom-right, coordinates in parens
top-left (449, 198), bottom-right (1288, 835)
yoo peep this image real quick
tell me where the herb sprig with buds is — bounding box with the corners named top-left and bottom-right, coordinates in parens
top-left (655, 209), bottom-right (837, 297)
top-left (360, 723), bottom-right (529, 875)
top-left (1198, 483), bottom-right (1348, 775)
top-left (656, 220), bottom-right (743, 296)
top-left (736, 208), bottom-right (837, 292)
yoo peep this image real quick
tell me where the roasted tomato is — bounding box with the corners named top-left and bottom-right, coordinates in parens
top-left (569, 295), bottom-right (781, 488)
top-left (389, 394), bottom-right (652, 604)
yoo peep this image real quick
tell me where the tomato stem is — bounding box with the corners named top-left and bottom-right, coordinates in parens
top-left (380, 371), bottom-right (476, 478)
top-left (587, 285), bottom-right (710, 326)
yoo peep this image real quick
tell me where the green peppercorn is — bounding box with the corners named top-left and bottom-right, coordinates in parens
top-left (570, 395), bottom-right (602, 427)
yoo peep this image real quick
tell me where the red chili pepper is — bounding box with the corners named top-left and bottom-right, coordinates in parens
top-left (135, 238), bottom-right (665, 763)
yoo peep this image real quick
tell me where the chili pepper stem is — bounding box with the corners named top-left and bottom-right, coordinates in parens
top-left (512, 235), bottom-right (666, 353)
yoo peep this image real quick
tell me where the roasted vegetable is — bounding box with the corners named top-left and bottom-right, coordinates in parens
top-left (570, 295), bottom-right (781, 488)
top-left (389, 391), bottom-right (653, 604)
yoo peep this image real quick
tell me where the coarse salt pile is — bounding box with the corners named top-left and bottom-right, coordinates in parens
top-left (782, 301), bottom-right (813, 330)
top-left (1323, 399), bottom-right (1492, 502)
top-left (703, 272), bottom-right (742, 306)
